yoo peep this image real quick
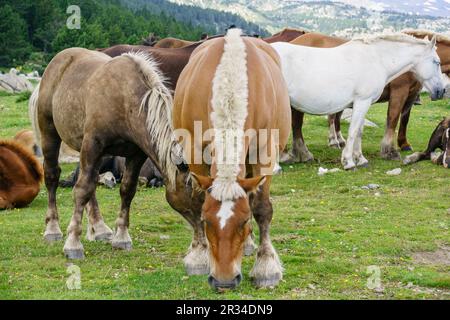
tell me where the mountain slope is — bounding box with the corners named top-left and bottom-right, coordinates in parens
top-left (168, 0), bottom-right (450, 36)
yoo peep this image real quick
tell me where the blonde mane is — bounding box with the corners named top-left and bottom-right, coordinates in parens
top-left (209, 28), bottom-right (248, 201)
top-left (402, 29), bottom-right (450, 45)
top-left (122, 51), bottom-right (180, 190)
top-left (352, 32), bottom-right (431, 45)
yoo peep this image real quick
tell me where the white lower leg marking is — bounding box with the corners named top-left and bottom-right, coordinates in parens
top-left (217, 200), bottom-right (235, 229)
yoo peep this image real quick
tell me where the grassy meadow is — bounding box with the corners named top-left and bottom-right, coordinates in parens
top-left (0, 92), bottom-right (449, 299)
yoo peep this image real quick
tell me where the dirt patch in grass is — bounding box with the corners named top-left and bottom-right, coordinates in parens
top-left (413, 246), bottom-right (450, 266)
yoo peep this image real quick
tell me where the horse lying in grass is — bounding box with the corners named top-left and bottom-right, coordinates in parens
top-left (174, 29), bottom-right (290, 289)
top-left (0, 140), bottom-right (43, 209)
top-left (272, 33), bottom-right (445, 170)
top-left (403, 117), bottom-right (450, 168)
top-left (59, 156), bottom-right (164, 188)
top-left (282, 32), bottom-right (448, 163)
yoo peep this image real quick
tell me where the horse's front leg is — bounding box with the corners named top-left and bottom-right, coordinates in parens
top-left (85, 191), bottom-right (113, 242)
top-left (111, 152), bottom-right (146, 250)
top-left (64, 138), bottom-right (103, 259)
top-left (249, 175), bottom-right (283, 288)
top-left (342, 100), bottom-right (370, 170)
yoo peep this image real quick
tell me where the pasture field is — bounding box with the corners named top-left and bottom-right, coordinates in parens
top-left (0, 92), bottom-right (449, 300)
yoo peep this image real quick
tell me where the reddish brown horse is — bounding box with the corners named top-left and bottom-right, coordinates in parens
top-left (282, 32), bottom-right (447, 163)
top-left (174, 29), bottom-right (290, 289)
top-left (0, 140), bottom-right (43, 209)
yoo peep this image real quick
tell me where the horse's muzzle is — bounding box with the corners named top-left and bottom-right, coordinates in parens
top-left (208, 273), bottom-right (242, 290)
top-left (431, 88), bottom-right (445, 101)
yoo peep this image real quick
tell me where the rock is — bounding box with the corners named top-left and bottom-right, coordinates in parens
top-left (341, 108), bottom-right (379, 128)
top-left (386, 168), bottom-right (402, 176)
top-left (361, 183), bottom-right (380, 190)
top-left (318, 167), bottom-right (341, 176)
top-left (0, 68), bottom-right (35, 93)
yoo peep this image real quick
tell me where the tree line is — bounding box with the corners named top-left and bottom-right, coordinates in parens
top-left (0, 0), bottom-right (266, 68)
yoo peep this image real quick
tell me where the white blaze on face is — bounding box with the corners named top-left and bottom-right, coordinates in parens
top-left (217, 200), bottom-right (235, 229)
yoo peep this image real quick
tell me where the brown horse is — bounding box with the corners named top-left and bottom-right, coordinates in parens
top-left (403, 117), bottom-right (450, 168)
top-left (0, 140), bottom-right (43, 209)
top-left (173, 29), bottom-right (290, 289)
top-left (153, 28), bottom-right (308, 49)
top-left (263, 28), bottom-right (309, 43)
top-left (282, 32), bottom-right (444, 163)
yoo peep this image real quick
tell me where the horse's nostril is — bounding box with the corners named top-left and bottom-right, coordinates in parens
top-left (208, 274), bottom-right (242, 290)
top-left (234, 273), bottom-right (242, 285)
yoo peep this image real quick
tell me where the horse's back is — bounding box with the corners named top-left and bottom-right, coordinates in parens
top-left (290, 32), bottom-right (347, 48)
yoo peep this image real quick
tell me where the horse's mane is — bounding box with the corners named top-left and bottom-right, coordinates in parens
top-left (209, 29), bottom-right (248, 201)
top-left (352, 33), bottom-right (431, 45)
top-left (0, 140), bottom-right (44, 183)
top-left (122, 51), bottom-right (180, 190)
top-left (402, 29), bottom-right (450, 45)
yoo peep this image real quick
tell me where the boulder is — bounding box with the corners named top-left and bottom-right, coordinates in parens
top-left (0, 68), bottom-right (35, 93)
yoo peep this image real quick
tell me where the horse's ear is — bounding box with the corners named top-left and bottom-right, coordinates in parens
top-left (430, 35), bottom-right (437, 49)
top-left (238, 176), bottom-right (266, 194)
top-left (191, 172), bottom-right (213, 191)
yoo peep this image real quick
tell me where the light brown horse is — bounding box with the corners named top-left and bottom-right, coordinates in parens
top-left (174, 29), bottom-right (290, 289)
top-left (153, 37), bottom-right (197, 48)
top-left (0, 140), bottom-right (43, 209)
top-left (35, 48), bottom-right (205, 263)
top-left (282, 31), bottom-right (444, 163)
top-left (264, 28), bottom-right (309, 43)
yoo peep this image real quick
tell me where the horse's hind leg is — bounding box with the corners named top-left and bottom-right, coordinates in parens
top-left (85, 191), bottom-right (113, 242)
top-left (397, 99), bottom-right (415, 151)
top-left (280, 108), bottom-right (314, 164)
top-left (41, 122), bottom-right (63, 242)
top-left (111, 152), bottom-right (146, 250)
top-left (64, 137), bottom-right (104, 259)
top-left (249, 174), bottom-right (282, 288)
top-left (328, 111), bottom-right (345, 148)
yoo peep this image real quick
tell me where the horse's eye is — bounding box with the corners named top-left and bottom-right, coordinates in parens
top-left (206, 187), bottom-right (213, 194)
top-left (435, 60), bottom-right (441, 66)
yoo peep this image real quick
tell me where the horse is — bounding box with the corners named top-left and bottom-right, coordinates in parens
top-left (152, 28), bottom-right (308, 50)
top-left (403, 117), bottom-right (450, 168)
top-left (0, 140), bottom-right (43, 209)
top-left (14, 129), bottom-right (42, 156)
top-left (271, 33), bottom-right (445, 170)
top-left (173, 29), bottom-right (291, 289)
top-left (35, 48), bottom-right (211, 262)
top-left (282, 32), bottom-right (440, 163)
top-left (263, 28), bottom-right (309, 43)
top-left (59, 157), bottom-right (164, 188)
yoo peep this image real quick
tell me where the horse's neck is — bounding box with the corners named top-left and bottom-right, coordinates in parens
top-left (373, 41), bottom-right (426, 83)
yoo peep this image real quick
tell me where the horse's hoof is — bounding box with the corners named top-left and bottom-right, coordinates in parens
top-left (44, 233), bottom-right (63, 242)
top-left (244, 242), bottom-right (257, 256)
top-left (381, 150), bottom-right (401, 161)
top-left (252, 274), bottom-right (282, 288)
top-left (64, 249), bottom-right (85, 260)
top-left (95, 232), bottom-right (113, 242)
top-left (400, 145), bottom-right (413, 152)
top-left (185, 264), bottom-right (209, 275)
top-left (357, 162), bottom-right (369, 168)
top-left (339, 141), bottom-right (346, 148)
top-left (112, 241), bottom-right (132, 251)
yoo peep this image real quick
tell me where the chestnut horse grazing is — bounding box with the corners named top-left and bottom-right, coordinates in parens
top-left (174, 29), bottom-right (290, 289)
top-left (272, 34), bottom-right (445, 169)
top-left (403, 117), bottom-right (450, 168)
top-left (0, 140), bottom-right (43, 209)
top-left (36, 48), bottom-right (195, 257)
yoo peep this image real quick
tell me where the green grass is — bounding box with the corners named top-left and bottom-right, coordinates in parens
top-left (0, 94), bottom-right (449, 300)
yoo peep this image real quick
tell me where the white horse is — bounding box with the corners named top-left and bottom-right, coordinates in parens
top-left (272, 34), bottom-right (445, 170)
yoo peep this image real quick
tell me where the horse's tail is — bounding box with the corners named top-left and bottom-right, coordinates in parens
top-left (210, 28), bottom-right (249, 201)
top-left (121, 51), bottom-right (179, 190)
top-left (29, 82), bottom-right (42, 155)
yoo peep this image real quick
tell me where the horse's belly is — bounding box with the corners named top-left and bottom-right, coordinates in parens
top-left (290, 93), bottom-right (352, 115)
